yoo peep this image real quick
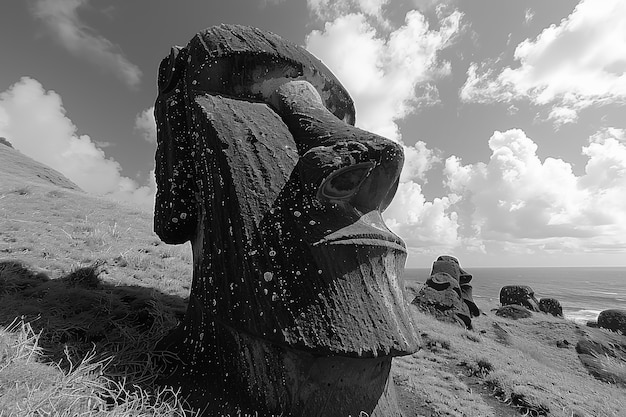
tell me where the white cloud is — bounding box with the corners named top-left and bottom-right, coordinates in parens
top-left (460, 0), bottom-right (626, 125)
top-left (307, 0), bottom-right (389, 22)
top-left (31, 0), bottom-right (142, 88)
top-left (524, 8), bottom-right (534, 25)
top-left (400, 141), bottom-right (440, 183)
top-left (0, 77), bottom-right (154, 210)
top-left (135, 107), bottom-right (157, 143)
top-left (547, 106), bottom-right (578, 128)
top-left (385, 181), bottom-right (460, 249)
top-left (307, 10), bottom-right (460, 140)
top-left (411, 0), bottom-right (457, 14)
top-left (443, 128), bottom-right (626, 252)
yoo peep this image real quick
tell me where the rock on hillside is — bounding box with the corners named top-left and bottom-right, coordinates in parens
top-left (0, 142), bottom-right (80, 191)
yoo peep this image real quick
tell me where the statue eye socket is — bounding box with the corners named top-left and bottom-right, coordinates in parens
top-left (319, 162), bottom-right (375, 200)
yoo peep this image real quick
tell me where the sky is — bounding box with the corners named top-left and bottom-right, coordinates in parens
top-left (1, 0), bottom-right (625, 267)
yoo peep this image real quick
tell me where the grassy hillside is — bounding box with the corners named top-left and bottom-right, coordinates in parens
top-left (1, 143), bottom-right (625, 416)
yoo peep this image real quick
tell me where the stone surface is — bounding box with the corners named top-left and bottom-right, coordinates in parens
top-left (539, 298), bottom-right (563, 317)
top-left (556, 339), bottom-right (570, 348)
top-left (597, 309), bottom-right (626, 334)
top-left (495, 305), bottom-right (533, 320)
top-left (411, 256), bottom-right (479, 329)
top-left (154, 24), bottom-right (418, 416)
top-left (576, 327), bottom-right (626, 388)
top-left (499, 285), bottom-right (540, 312)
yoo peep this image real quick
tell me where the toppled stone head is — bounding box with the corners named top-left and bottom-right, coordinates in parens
top-left (412, 255), bottom-right (479, 329)
top-left (539, 297), bottom-right (563, 317)
top-left (500, 285), bottom-right (540, 312)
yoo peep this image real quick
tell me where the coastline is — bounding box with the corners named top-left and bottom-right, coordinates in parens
top-left (403, 266), bottom-right (626, 325)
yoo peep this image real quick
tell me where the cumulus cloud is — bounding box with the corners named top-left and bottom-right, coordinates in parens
top-left (385, 181), bottom-right (459, 249)
top-left (461, 0), bottom-right (626, 126)
top-left (135, 107), bottom-right (157, 143)
top-left (305, 4), bottom-right (463, 250)
top-left (443, 128), bottom-right (626, 252)
top-left (31, 0), bottom-right (142, 88)
top-left (307, 0), bottom-right (390, 22)
top-left (0, 77), bottom-right (154, 210)
top-left (307, 10), bottom-right (460, 140)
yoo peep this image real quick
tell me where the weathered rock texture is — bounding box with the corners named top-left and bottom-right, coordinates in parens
top-left (538, 298), bottom-right (563, 317)
top-left (153, 24), bottom-right (418, 416)
top-left (499, 285), bottom-right (540, 312)
top-left (597, 309), bottom-right (626, 334)
top-left (411, 256), bottom-right (479, 329)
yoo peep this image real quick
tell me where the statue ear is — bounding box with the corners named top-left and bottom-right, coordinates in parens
top-left (158, 46), bottom-right (186, 94)
top-left (154, 47), bottom-right (197, 244)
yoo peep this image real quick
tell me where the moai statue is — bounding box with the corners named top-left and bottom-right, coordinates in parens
top-left (411, 255), bottom-right (480, 329)
top-left (154, 24), bottom-right (419, 416)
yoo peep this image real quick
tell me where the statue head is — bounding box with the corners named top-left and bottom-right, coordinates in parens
top-left (154, 24), bottom-right (418, 357)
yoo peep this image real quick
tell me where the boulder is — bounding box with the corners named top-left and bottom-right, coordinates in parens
top-left (597, 309), bottom-right (626, 334)
top-left (499, 285), bottom-right (540, 312)
top-left (556, 339), bottom-right (570, 348)
top-left (495, 304), bottom-right (533, 320)
top-left (539, 298), bottom-right (563, 317)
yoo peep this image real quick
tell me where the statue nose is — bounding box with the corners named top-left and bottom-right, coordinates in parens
top-left (318, 146), bottom-right (402, 212)
top-left (270, 80), bottom-right (404, 213)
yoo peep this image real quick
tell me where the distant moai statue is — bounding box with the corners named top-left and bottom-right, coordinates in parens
top-left (154, 24), bottom-right (419, 416)
top-left (0, 137), bottom-right (13, 148)
top-left (411, 255), bottom-right (480, 329)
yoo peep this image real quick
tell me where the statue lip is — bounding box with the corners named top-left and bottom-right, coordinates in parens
top-left (314, 234), bottom-right (406, 252)
top-left (311, 209), bottom-right (406, 251)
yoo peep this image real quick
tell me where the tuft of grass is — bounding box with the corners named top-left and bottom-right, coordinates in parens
top-left (61, 261), bottom-right (103, 288)
top-left (590, 350), bottom-right (626, 386)
top-left (464, 358), bottom-right (494, 377)
top-left (0, 318), bottom-right (193, 416)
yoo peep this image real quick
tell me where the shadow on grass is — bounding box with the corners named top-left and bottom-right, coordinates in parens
top-left (0, 259), bottom-right (188, 386)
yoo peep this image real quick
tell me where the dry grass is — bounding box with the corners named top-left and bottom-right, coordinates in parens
top-left (0, 319), bottom-right (192, 416)
top-left (393, 303), bottom-right (626, 417)
top-left (0, 148), bottom-right (195, 415)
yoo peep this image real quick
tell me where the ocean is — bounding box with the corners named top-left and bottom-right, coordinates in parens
top-left (403, 266), bottom-right (626, 324)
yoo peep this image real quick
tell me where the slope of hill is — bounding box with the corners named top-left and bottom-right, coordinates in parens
top-left (0, 149), bottom-right (624, 416)
top-left (0, 142), bottom-right (80, 191)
